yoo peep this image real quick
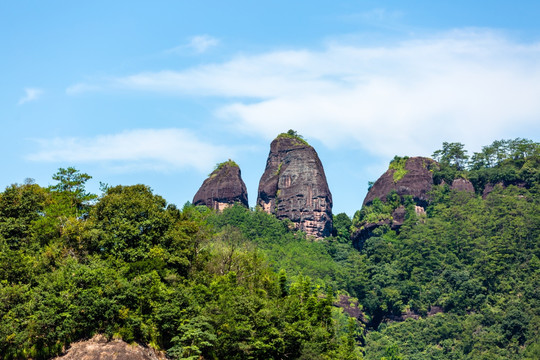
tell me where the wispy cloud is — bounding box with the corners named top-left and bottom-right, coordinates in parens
top-left (18, 88), bottom-right (43, 105)
top-left (68, 30), bottom-right (540, 157)
top-left (189, 35), bottom-right (219, 53)
top-left (165, 35), bottom-right (219, 55)
top-left (344, 8), bottom-right (404, 24)
top-left (27, 129), bottom-right (233, 172)
top-left (65, 83), bottom-right (101, 95)
top-left (340, 8), bottom-right (408, 34)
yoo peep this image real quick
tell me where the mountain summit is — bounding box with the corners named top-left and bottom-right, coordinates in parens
top-left (193, 160), bottom-right (248, 210)
top-left (257, 131), bottom-right (333, 238)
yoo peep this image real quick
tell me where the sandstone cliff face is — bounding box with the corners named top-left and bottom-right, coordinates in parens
top-left (193, 161), bottom-right (248, 210)
top-left (257, 134), bottom-right (332, 238)
top-left (363, 157), bottom-right (437, 207)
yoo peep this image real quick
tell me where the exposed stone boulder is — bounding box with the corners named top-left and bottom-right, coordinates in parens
top-left (193, 160), bottom-right (248, 211)
top-left (257, 132), bottom-right (333, 238)
top-left (53, 334), bottom-right (166, 360)
top-left (451, 178), bottom-right (475, 192)
top-left (363, 156), bottom-right (438, 207)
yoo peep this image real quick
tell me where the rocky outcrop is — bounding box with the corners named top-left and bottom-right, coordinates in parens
top-left (257, 132), bottom-right (332, 238)
top-left (53, 334), bottom-right (166, 360)
top-left (354, 157), bottom-right (436, 250)
top-left (363, 157), bottom-right (437, 207)
top-left (193, 160), bottom-right (248, 210)
top-left (451, 178), bottom-right (474, 192)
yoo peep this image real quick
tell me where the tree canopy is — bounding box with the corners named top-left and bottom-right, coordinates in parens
top-left (0, 138), bottom-right (538, 359)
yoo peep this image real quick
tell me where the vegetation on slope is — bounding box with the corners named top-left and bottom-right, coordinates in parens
top-left (0, 138), bottom-right (538, 359)
top-left (388, 156), bottom-right (410, 183)
top-left (276, 129), bottom-right (310, 146)
top-left (0, 169), bottom-right (363, 360)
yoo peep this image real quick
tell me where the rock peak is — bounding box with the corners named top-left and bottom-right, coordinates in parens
top-left (257, 132), bottom-right (332, 238)
top-left (363, 156), bottom-right (437, 207)
top-left (193, 160), bottom-right (248, 211)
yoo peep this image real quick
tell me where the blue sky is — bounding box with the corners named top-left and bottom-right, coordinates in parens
top-left (2, 1), bottom-right (540, 216)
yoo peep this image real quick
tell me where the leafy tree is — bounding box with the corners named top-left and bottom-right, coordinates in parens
top-left (0, 181), bottom-right (46, 250)
top-left (49, 167), bottom-right (96, 216)
top-left (333, 212), bottom-right (352, 243)
top-left (432, 142), bottom-right (469, 171)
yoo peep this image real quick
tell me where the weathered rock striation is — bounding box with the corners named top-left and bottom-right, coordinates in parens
top-left (363, 156), bottom-right (437, 207)
top-left (193, 160), bottom-right (248, 211)
top-left (257, 133), bottom-right (333, 238)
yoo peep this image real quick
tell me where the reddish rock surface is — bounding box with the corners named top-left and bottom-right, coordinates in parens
top-left (363, 157), bottom-right (437, 207)
top-left (193, 161), bottom-right (248, 210)
top-left (257, 135), bottom-right (333, 238)
top-left (451, 178), bottom-right (475, 192)
top-left (53, 334), bottom-right (166, 360)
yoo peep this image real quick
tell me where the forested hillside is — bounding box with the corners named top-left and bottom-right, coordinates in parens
top-left (0, 138), bottom-right (538, 359)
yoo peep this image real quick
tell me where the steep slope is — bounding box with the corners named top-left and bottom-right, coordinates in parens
top-left (193, 160), bottom-right (248, 210)
top-left (257, 132), bottom-right (332, 238)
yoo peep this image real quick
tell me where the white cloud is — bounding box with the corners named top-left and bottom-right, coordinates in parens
top-left (344, 8), bottom-right (405, 29)
top-left (165, 35), bottom-right (219, 55)
top-left (18, 88), bottom-right (43, 105)
top-left (189, 35), bottom-right (219, 53)
top-left (68, 30), bottom-right (540, 157)
top-left (65, 83), bottom-right (100, 95)
top-left (27, 129), bottom-right (233, 173)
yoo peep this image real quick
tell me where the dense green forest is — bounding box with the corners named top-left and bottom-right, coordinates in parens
top-left (0, 138), bottom-right (539, 359)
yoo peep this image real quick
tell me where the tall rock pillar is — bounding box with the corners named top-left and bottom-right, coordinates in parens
top-left (257, 132), bottom-right (332, 238)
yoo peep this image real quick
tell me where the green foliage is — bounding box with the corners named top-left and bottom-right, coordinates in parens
top-left (0, 170), bottom-right (364, 359)
top-left (0, 181), bottom-right (46, 250)
top-left (50, 167), bottom-right (97, 215)
top-left (333, 213), bottom-right (352, 243)
top-left (359, 183), bottom-right (540, 358)
top-left (91, 185), bottom-right (172, 261)
top-left (432, 138), bottom-right (539, 191)
top-left (210, 159), bottom-right (239, 176)
top-left (1, 141), bottom-right (538, 360)
top-left (388, 156), bottom-right (409, 183)
top-left (275, 161), bottom-right (283, 175)
top-left (277, 129), bottom-right (310, 145)
top-left (352, 197), bottom-right (396, 232)
top-left (432, 142), bottom-right (469, 171)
